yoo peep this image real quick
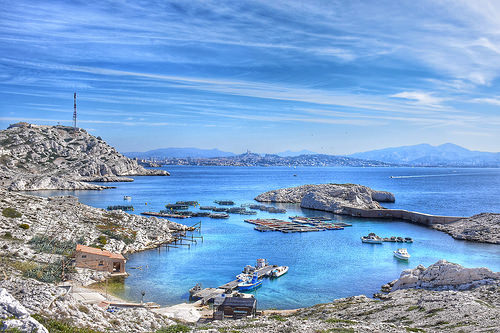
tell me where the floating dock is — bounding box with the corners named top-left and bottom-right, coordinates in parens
top-left (244, 218), bottom-right (346, 233)
top-left (190, 264), bottom-right (276, 304)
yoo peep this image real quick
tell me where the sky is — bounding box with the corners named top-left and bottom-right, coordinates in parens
top-left (1, 0), bottom-right (500, 154)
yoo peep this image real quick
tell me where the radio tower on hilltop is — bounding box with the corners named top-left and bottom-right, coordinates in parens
top-left (73, 92), bottom-right (77, 129)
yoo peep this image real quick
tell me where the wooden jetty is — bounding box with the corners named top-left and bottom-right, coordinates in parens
top-left (191, 264), bottom-right (276, 304)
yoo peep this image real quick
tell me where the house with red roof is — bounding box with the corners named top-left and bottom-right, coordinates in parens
top-left (75, 244), bottom-right (126, 274)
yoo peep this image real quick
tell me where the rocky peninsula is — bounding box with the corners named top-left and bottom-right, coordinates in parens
top-left (0, 122), bottom-right (169, 191)
top-left (433, 213), bottom-right (500, 244)
top-left (0, 189), bottom-right (189, 332)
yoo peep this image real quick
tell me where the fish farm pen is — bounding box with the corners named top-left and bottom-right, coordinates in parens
top-left (106, 205), bottom-right (134, 211)
top-left (244, 218), bottom-right (347, 233)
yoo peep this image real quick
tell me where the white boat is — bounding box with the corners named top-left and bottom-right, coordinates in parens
top-left (393, 248), bottom-right (410, 260)
top-left (361, 233), bottom-right (383, 244)
top-left (123, 196), bottom-right (132, 200)
top-left (271, 266), bottom-right (289, 278)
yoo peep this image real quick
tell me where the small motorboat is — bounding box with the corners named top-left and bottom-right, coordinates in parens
top-left (189, 283), bottom-right (202, 297)
top-left (270, 266), bottom-right (289, 278)
top-left (361, 233), bottom-right (383, 244)
top-left (237, 273), bottom-right (262, 291)
top-left (396, 237), bottom-right (404, 242)
top-left (123, 196), bottom-right (132, 200)
top-left (393, 248), bottom-right (410, 260)
top-left (404, 237), bottom-right (413, 243)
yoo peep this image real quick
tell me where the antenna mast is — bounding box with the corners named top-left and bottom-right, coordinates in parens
top-left (73, 92), bottom-right (77, 129)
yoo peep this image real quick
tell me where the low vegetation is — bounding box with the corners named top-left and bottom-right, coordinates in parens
top-left (28, 235), bottom-right (77, 255)
top-left (2, 207), bottom-right (22, 218)
top-left (31, 314), bottom-right (103, 333)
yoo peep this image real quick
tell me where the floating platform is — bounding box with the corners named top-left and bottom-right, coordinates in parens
top-left (214, 200), bottom-right (235, 206)
top-left (244, 218), bottom-right (342, 233)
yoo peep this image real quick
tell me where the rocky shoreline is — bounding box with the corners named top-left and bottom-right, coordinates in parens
top-left (200, 260), bottom-right (500, 332)
top-left (0, 123), bottom-right (169, 191)
top-left (433, 213), bottom-right (500, 244)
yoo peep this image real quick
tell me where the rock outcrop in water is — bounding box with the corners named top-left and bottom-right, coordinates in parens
top-left (255, 183), bottom-right (395, 213)
top-left (387, 259), bottom-right (499, 291)
top-left (433, 213), bottom-right (500, 244)
top-left (0, 122), bottom-right (169, 190)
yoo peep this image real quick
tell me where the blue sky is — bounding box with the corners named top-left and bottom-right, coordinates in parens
top-left (1, 0), bottom-right (499, 154)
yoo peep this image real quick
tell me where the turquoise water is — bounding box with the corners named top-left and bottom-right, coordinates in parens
top-left (34, 166), bottom-right (500, 309)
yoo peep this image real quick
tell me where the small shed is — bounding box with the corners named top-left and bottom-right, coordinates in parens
top-left (75, 244), bottom-right (126, 274)
top-left (214, 297), bottom-right (257, 320)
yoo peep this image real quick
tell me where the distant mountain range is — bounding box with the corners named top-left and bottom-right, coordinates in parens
top-left (350, 143), bottom-right (500, 167)
top-left (124, 147), bottom-right (235, 159)
top-left (125, 143), bottom-right (500, 167)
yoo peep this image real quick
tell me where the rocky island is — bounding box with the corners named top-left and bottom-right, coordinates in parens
top-left (0, 122), bottom-right (169, 191)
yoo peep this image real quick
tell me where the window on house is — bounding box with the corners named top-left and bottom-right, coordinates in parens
top-left (81, 255), bottom-right (87, 258)
top-left (98, 260), bottom-right (104, 266)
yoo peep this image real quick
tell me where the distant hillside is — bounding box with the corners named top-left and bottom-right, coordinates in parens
top-left (350, 143), bottom-right (500, 167)
top-left (277, 149), bottom-right (318, 157)
top-left (161, 152), bottom-right (393, 167)
top-left (124, 147), bottom-right (235, 159)
top-left (0, 122), bottom-right (168, 191)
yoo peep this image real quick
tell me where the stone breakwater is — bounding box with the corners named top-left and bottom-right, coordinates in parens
top-left (256, 183), bottom-right (462, 226)
top-left (433, 213), bottom-right (500, 244)
top-left (207, 260), bottom-right (499, 333)
top-left (0, 122), bottom-right (169, 191)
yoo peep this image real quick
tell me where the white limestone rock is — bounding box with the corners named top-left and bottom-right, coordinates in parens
top-left (0, 287), bottom-right (48, 333)
top-left (0, 123), bottom-right (169, 191)
top-left (255, 183), bottom-right (395, 214)
top-left (433, 213), bottom-right (500, 244)
top-left (391, 260), bottom-right (499, 291)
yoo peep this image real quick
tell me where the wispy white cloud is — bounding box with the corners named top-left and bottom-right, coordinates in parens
top-left (391, 91), bottom-right (445, 107)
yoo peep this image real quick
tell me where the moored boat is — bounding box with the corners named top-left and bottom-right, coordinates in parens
top-left (361, 232), bottom-right (383, 244)
top-left (393, 248), bottom-right (410, 260)
top-left (270, 266), bottom-right (289, 278)
top-left (404, 237), bottom-right (413, 243)
top-left (237, 273), bottom-right (263, 291)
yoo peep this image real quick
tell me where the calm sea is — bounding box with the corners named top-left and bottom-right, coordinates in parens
top-left (33, 166), bottom-right (500, 309)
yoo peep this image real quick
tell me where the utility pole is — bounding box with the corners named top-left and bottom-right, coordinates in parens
top-left (73, 92), bottom-right (77, 129)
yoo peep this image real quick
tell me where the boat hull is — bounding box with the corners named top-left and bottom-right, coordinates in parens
top-left (238, 279), bottom-right (263, 291)
top-left (361, 238), bottom-right (383, 244)
top-left (393, 252), bottom-right (410, 260)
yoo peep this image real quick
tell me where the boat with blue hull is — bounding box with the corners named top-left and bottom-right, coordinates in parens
top-left (237, 273), bottom-right (262, 291)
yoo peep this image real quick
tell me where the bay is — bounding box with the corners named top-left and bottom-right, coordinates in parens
top-left (33, 166), bottom-right (500, 309)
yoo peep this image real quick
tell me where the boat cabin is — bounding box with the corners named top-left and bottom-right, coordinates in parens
top-left (213, 297), bottom-right (257, 320)
top-left (75, 244), bottom-right (126, 274)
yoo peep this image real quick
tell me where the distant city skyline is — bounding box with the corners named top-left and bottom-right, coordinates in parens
top-left (1, 1), bottom-right (500, 154)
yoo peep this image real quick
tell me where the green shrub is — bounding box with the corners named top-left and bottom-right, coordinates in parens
top-left (98, 235), bottom-right (107, 245)
top-left (156, 325), bottom-right (191, 333)
top-left (269, 314), bottom-right (286, 321)
top-left (23, 258), bottom-right (74, 283)
top-left (2, 207), bottom-right (22, 218)
top-left (3, 232), bottom-right (12, 239)
top-left (28, 235), bottom-right (76, 255)
top-left (18, 223), bottom-right (29, 230)
top-left (78, 305), bottom-right (89, 314)
top-left (31, 314), bottom-right (103, 333)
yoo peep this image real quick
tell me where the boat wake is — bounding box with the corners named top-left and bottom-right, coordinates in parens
top-left (390, 173), bottom-right (478, 179)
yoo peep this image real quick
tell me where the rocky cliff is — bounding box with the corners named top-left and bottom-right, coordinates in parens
top-left (433, 213), bottom-right (500, 244)
top-left (0, 122), bottom-right (168, 190)
top-left (207, 260), bottom-right (499, 333)
top-left (255, 183), bottom-right (395, 214)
